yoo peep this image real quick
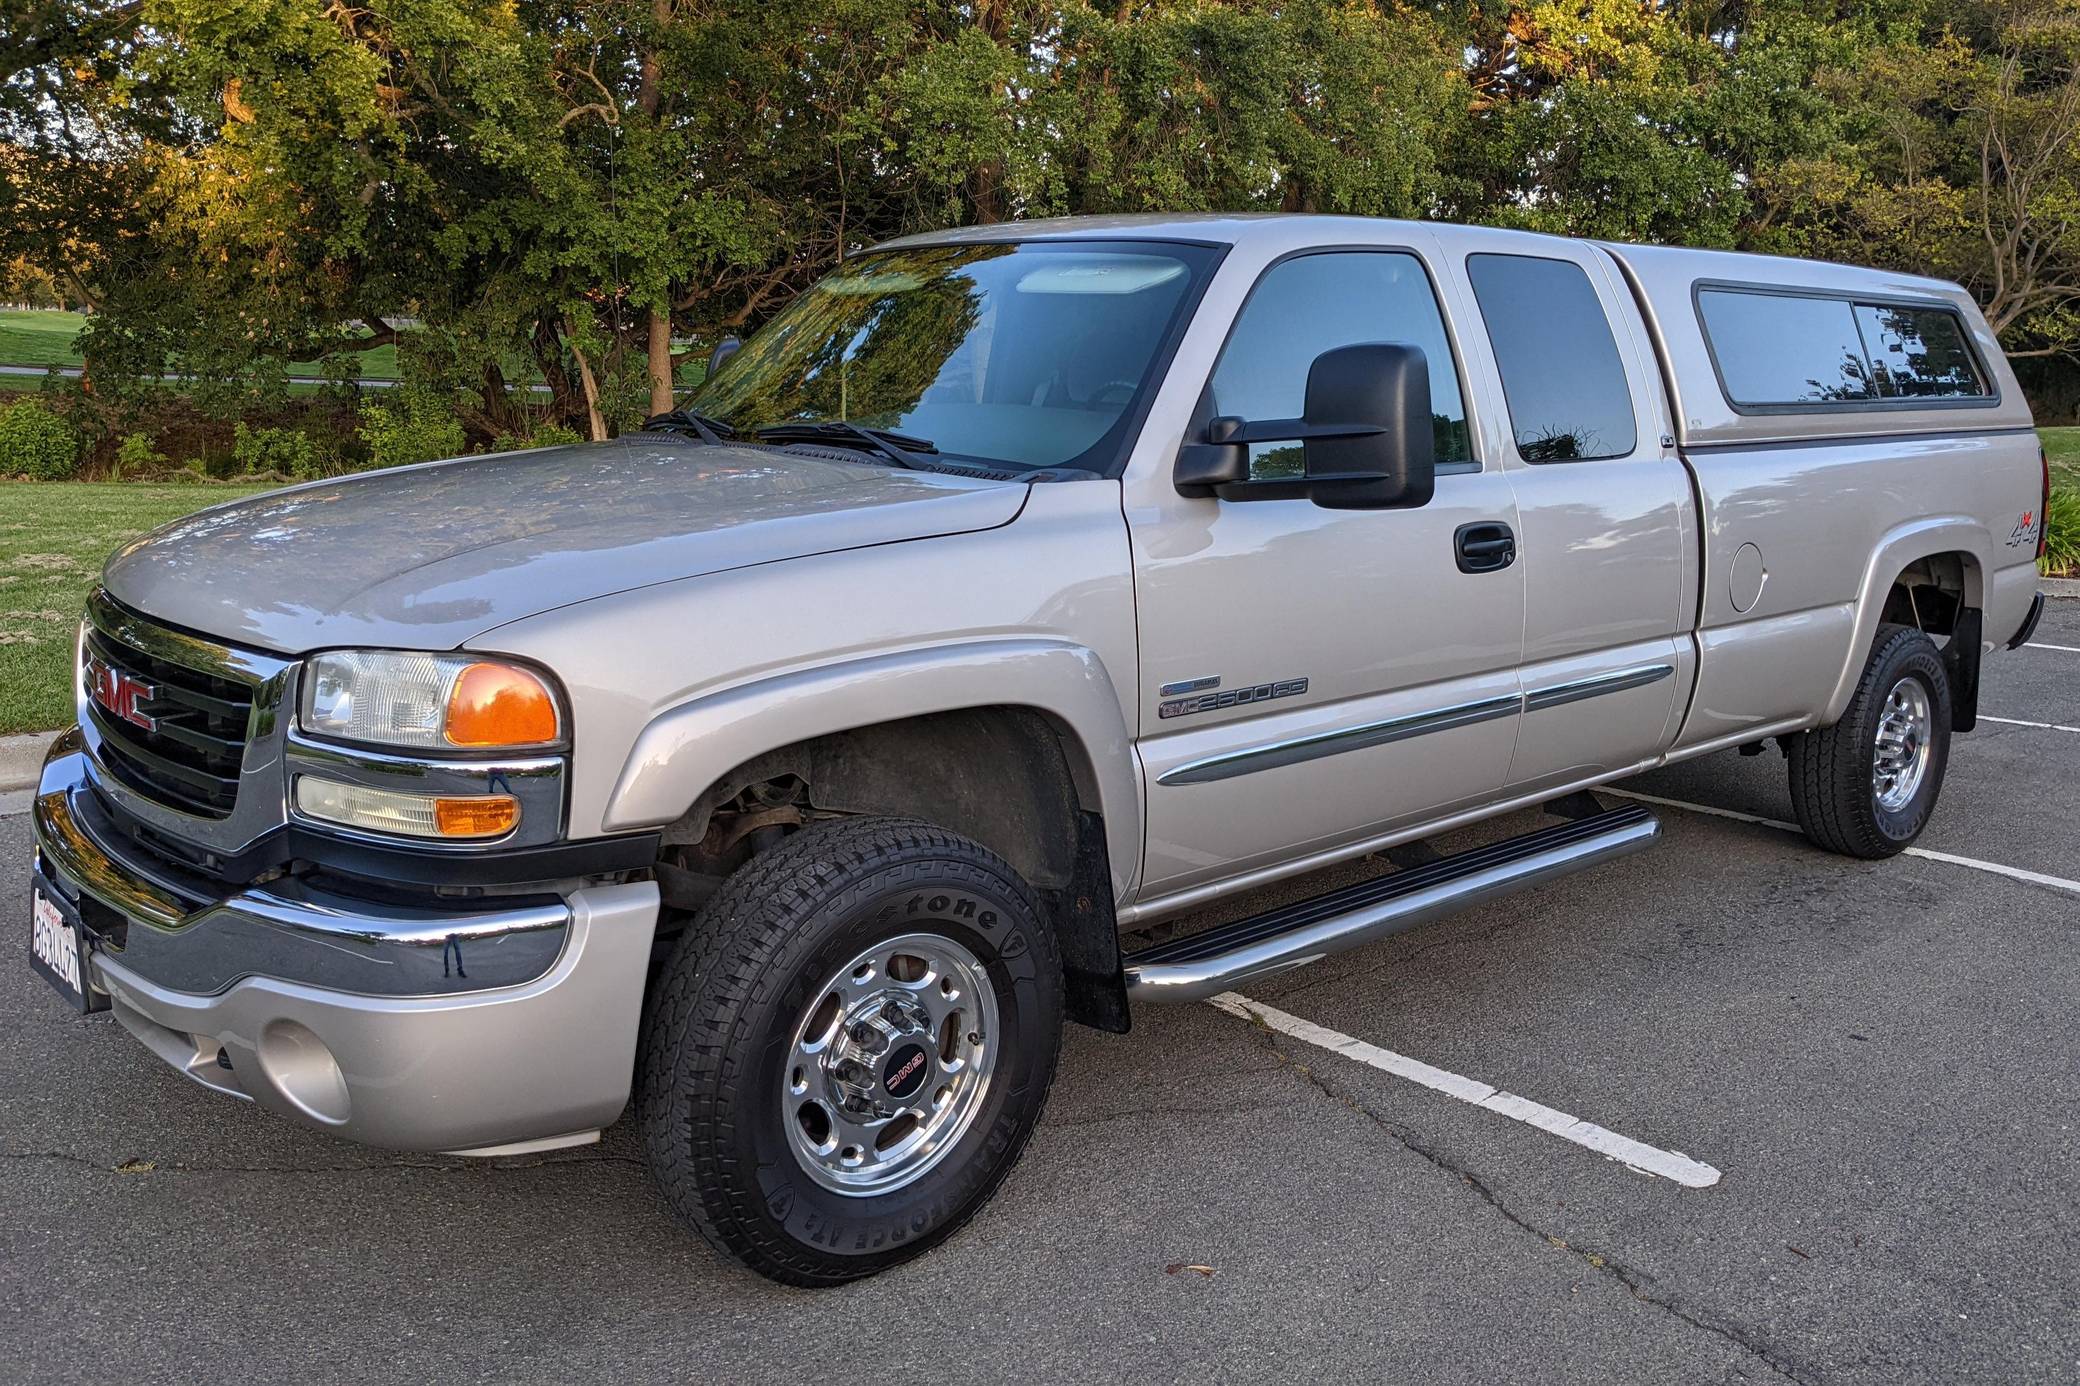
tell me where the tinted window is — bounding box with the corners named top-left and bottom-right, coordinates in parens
top-left (1208, 251), bottom-right (1472, 479)
top-left (1698, 289), bottom-right (1991, 408)
top-left (1467, 254), bottom-right (1636, 461)
top-left (1698, 289), bottom-right (1875, 405)
top-left (696, 240), bottom-right (1214, 472)
top-left (1854, 303), bottom-right (1989, 399)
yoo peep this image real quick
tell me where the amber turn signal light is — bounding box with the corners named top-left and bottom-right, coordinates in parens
top-left (433, 795), bottom-right (521, 838)
top-left (445, 662), bottom-right (561, 747)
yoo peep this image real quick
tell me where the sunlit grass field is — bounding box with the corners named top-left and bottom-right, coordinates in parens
top-left (0, 482), bottom-right (273, 733)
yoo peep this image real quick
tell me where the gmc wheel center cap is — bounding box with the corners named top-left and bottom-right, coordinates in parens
top-left (882, 1043), bottom-right (930, 1100)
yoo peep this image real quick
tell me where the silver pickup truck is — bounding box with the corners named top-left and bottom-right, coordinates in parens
top-left (28, 215), bottom-right (2049, 1284)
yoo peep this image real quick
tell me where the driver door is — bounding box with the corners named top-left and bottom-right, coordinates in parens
top-left (1126, 243), bottom-right (1526, 899)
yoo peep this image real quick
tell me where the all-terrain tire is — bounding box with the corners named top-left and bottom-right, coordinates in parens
top-left (1787, 622), bottom-right (1952, 859)
top-left (640, 816), bottom-right (1064, 1286)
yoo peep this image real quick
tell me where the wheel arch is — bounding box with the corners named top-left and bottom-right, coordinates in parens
top-left (602, 639), bottom-right (1143, 905)
top-left (1822, 520), bottom-right (1990, 726)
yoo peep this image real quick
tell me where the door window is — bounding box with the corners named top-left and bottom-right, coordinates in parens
top-left (1467, 254), bottom-right (1637, 462)
top-left (1206, 252), bottom-right (1473, 479)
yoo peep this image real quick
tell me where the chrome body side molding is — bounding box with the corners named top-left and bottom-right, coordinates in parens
top-left (1522, 662), bottom-right (1675, 713)
top-left (1156, 694), bottom-right (1521, 786)
top-left (1156, 664), bottom-right (1674, 787)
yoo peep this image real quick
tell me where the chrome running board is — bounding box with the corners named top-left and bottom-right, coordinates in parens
top-left (1122, 804), bottom-right (1661, 1003)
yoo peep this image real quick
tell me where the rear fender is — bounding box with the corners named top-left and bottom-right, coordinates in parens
top-left (1821, 517), bottom-right (1989, 725)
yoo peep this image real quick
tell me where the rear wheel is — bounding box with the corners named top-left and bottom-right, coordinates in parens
top-left (640, 816), bottom-right (1063, 1285)
top-left (1787, 623), bottom-right (1952, 858)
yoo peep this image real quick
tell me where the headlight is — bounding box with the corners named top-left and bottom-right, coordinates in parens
top-left (301, 651), bottom-right (564, 751)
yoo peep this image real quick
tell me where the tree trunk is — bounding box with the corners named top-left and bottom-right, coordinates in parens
top-left (647, 305), bottom-right (675, 417)
top-left (567, 321), bottom-right (609, 441)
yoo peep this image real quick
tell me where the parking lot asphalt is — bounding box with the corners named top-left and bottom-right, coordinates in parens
top-left (4, 603), bottom-right (2077, 1384)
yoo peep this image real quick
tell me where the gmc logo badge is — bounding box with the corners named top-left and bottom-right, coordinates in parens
top-left (88, 657), bottom-right (159, 732)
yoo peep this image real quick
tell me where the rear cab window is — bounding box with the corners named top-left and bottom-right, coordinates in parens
top-left (1466, 253), bottom-right (1637, 462)
top-left (1697, 286), bottom-right (1992, 410)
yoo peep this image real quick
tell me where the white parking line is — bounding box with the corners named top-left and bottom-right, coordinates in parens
top-left (1606, 787), bottom-right (2080, 896)
top-left (2023, 641), bottom-right (2080, 653)
top-left (1981, 714), bottom-right (2080, 734)
top-left (1209, 992), bottom-right (1723, 1188)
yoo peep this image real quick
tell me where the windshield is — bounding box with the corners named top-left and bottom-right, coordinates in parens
top-left (693, 240), bottom-right (1217, 473)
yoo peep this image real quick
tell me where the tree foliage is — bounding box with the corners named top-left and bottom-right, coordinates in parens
top-left (7, 0), bottom-right (2080, 436)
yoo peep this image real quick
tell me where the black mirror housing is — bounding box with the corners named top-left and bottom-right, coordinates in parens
top-left (1301, 342), bottom-right (1436, 510)
top-left (1173, 342), bottom-right (1438, 509)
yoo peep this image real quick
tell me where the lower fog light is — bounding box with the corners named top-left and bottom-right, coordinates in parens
top-left (256, 1019), bottom-right (350, 1125)
top-left (295, 776), bottom-right (519, 840)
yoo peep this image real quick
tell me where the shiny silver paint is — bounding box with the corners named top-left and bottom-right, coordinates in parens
top-left (49, 213), bottom-right (2045, 1161)
top-left (486, 479), bottom-right (1147, 901)
top-left (101, 439), bottom-right (1026, 653)
top-left (90, 880), bottom-right (657, 1154)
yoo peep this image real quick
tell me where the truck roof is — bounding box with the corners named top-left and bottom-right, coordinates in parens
top-left (883, 212), bottom-right (1963, 297)
top-left (883, 214), bottom-right (2032, 447)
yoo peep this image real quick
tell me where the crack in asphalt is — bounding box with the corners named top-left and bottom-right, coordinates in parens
top-left (0, 1146), bottom-right (648, 1176)
top-left (1249, 1029), bottom-right (1818, 1386)
top-left (1046, 1096), bottom-right (1288, 1130)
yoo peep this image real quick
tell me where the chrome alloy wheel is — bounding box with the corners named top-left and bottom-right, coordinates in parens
top-left (782, 932), bottom-right (999, 1196)
top-left (1872, 675), bottom-right (1934, 813)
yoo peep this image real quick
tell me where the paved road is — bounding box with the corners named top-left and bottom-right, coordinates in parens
top-left (4, 605), bottom-right (2077, 1383)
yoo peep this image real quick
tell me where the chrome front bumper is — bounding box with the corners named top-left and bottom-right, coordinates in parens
top-left (32, 731), bottom-right (660, 1155)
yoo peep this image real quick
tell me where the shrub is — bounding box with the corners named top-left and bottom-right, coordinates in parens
top-left (357, 389), bottom-right (466, 470)
top-left (489, 422), bottom-right (583, 453)
top-left (0, 398), bottom-right (80, 479)
top-left (2043, 485), bottom-right (2080, 577)
top-left (114, 432), bottom-right (168, 477)
top-left (232, 422), bottom-right (320, 478)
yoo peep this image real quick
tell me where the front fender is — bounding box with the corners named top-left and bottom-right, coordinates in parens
top-left (1820, 516), bottom-right (1990, 725)
top-left (601, 638), bottom-right (1144, 902)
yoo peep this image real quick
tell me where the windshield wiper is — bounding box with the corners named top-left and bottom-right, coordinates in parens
top-left (641, 408), bottom-right (739, 446)
top-left (754, 420), bottom-right (938, 470)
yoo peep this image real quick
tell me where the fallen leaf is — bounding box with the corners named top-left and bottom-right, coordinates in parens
top-left (1786, 1245), bottom-right (1811, 1260)
top-left (1165, 1263), bottom-right (1215, 1277)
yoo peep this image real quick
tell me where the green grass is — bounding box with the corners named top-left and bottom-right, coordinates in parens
top-left (2040, 424), bottom-right (2080, 489)
top-left (0, 309), bottom-right (402, 381)
top-left (0, 310), bottom-right (90, 369)
top-left (0, 481), bottom-right (274, 733)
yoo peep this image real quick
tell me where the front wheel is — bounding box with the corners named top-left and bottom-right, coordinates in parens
top-left (1787, 623), bottom-right (1952, 859)
top-left (640, 817), bottom-right (1063, 1286)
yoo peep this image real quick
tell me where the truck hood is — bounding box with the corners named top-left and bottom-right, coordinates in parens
top-left (102, 438), bottom-right (1028, 654)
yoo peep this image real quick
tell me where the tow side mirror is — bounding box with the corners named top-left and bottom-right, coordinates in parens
top-left (1174, 342), bottom-right (1437, 510)
top-left (706, 335), bottom-right (743, 379)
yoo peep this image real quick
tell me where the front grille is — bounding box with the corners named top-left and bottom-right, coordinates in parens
top-left (83, 623), bottom-right (253, 819)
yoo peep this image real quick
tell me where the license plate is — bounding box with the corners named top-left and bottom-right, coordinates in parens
top-left (29, 876), bottom-right (105, 1013)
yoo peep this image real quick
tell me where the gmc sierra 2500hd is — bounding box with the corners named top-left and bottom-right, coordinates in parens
top-left (29, 215), bottom-right (2048, 1284)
